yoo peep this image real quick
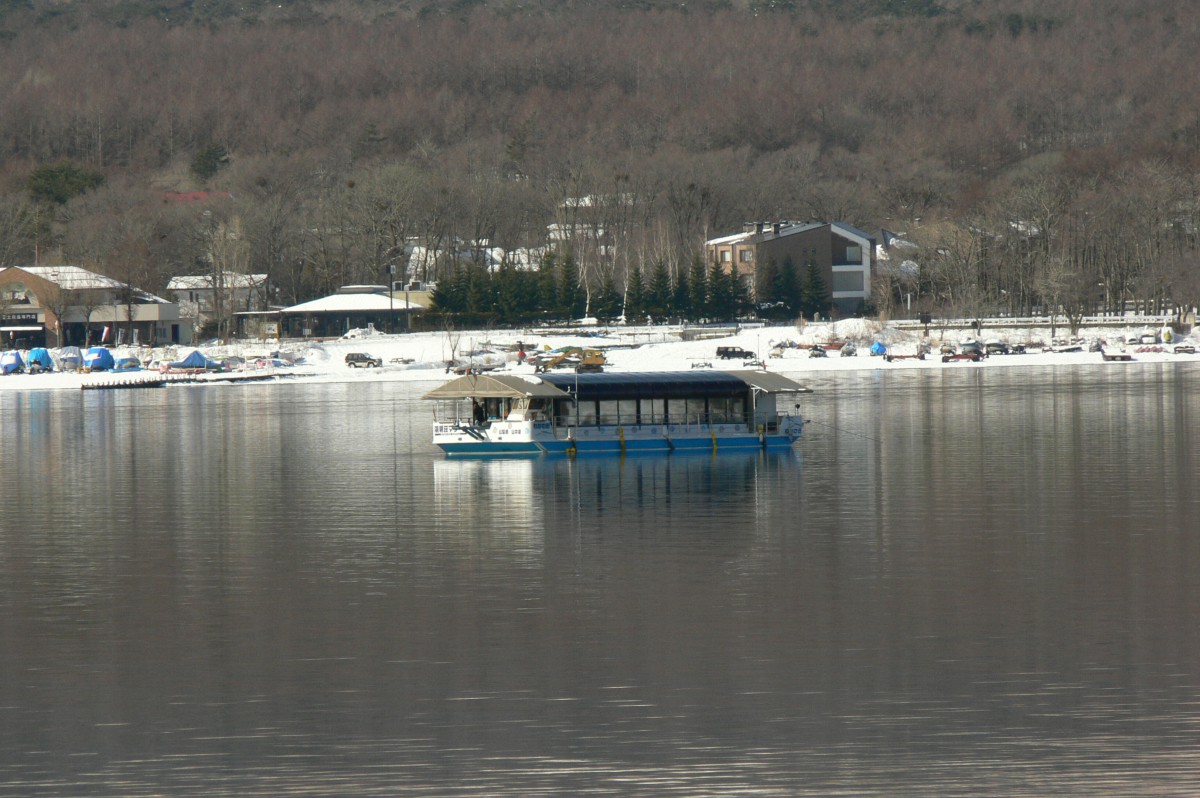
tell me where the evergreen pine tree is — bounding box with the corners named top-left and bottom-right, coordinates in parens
top-left (558, 252), bottom-right (585, 320)
top-left (464, 264), bottom-right (492, 315)
top-left (517, 270), bottom-right (542, 322)
top-left (538, 253), bottom-right (559, 319)
top-left (28, 160), bottom-right (105, 205)
top-left (707, 260), bottom-right (731, 320)
top-left (625, 264), bottom-right (646, 323)
top-left (756, 256), bottom-right (780, 310)
top-left (495, 262), bottom-right (539, 324)
top-left (648, 259), bottom-right (672, 321)
top-left (800, 261), bottom-right (832, 320)
top-left (593, 274), bottom-right (622, 322)
top-left (673, 267), bottom-right (690, 321)
top-left (728, 264), bottom-right (751, 320)
top-left (431, 266), bottom-right (468, 313)
top-left (493, 263), bottom-right (516, 321)
top-left (779, 255), bottom-right (802, 319)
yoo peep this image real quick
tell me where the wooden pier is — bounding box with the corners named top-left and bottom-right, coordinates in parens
top-left (81, 369), bottom-right (289, 391)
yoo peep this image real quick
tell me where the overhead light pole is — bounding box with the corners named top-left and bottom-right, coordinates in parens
top-left (387, 262), bottom-right (395, 334)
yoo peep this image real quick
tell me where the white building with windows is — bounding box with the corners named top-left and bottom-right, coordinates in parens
top-left (167, 272), bottom-right (269, 336)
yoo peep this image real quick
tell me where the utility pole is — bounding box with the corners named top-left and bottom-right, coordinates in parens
top-left (388, 263), bottom-right (395, 334)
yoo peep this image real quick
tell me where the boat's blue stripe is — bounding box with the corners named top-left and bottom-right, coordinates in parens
top-left (441, 433), bottom-right (796, 456)
top-left (440, 441), bottom-right (543, 456)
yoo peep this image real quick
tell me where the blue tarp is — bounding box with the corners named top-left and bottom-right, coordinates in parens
top-left (1, 350), bottom-right (23, 374)
top-left (84, 347), bottom-right (115, 371)
top-left (169, 350), bottom-right (222, 371)
top-left (870, 342), bottom-right (887, 356)
top-left (27, 348), bottom-right (53, 371)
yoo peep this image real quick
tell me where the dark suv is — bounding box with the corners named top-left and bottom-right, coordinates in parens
top-left (345, 352), bottom-right (382, 368)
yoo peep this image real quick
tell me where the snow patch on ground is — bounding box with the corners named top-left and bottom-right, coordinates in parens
top-left (1, 319), bottom-right (1194, 392)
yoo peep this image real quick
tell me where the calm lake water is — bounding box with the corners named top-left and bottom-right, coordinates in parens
top-left (2, 364), bottom-right (1199, 796)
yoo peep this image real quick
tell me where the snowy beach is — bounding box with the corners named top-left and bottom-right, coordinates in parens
top-left (1, 318), bottom-right (1196, 392)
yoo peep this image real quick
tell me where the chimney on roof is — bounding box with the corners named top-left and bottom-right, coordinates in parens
top-left (773, 222), bottom-right (782, 234)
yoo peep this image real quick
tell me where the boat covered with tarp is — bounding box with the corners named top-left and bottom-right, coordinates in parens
top-left (166, 350), bottom-right (223, 371)
top-left (424, 370), bottom-right (809, 456)
top-left (112, 350), bottom-right (143, 371)
top-left (1, 350), bottom-right (24, 374)
top-left (58, 346), bottom-right (84, 371)
top-left (26, 347), bottom-right (53, 372)
top-left (84, 346), bottom-right (115, 371)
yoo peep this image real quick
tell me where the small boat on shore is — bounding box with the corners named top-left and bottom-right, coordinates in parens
top-left (424, 370), bottom-right (809, 456)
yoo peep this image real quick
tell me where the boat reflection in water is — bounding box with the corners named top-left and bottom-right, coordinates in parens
top-left (434, 448), bottom-right (803, 553)
top-left (432, 458), bottom-right (548, 558)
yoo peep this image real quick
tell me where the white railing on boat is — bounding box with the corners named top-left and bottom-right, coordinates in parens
top-left (434, 409), bottom-right (799, 437)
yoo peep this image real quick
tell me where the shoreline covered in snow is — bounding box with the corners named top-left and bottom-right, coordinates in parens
top-left (2, 318), bottom-right (1197, 393)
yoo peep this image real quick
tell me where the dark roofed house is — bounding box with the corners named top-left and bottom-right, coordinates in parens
top-left (705, 221), bottom-right (875, 317)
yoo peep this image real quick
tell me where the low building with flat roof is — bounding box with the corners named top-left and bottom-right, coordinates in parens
top-left (0, 265), bottom-right (187, 348)
top-left (272, 285), bottom-right (426, 339)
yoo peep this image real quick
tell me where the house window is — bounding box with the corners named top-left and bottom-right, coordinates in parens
top-left (845, 245), bottom-right (862, 262)
top-left (832, 271), bottom-right (864, 292)
top-left (721, 250), bottom-right (731, 262)
top-left (739, 250), bottom-right (754, 263)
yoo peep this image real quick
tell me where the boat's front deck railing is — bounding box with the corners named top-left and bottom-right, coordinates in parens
top-left (552, 413), bottom-right (801, 436)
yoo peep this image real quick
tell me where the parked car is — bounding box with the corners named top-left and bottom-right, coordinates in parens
top-left (345, 352), bottom-right (382, 368)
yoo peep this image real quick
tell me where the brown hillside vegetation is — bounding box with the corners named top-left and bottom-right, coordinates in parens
top-left (1, 0), bottom-right (1199, 320)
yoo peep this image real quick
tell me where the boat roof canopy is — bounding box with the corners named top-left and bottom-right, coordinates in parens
top-left (425, 371), bottom-right (810, 402)
top-left (539, 370), bottom-right (810, 400)
top-left (423, 373), bottom-right (570, 400)
top-left (725, 370), bottom-right (813, 394)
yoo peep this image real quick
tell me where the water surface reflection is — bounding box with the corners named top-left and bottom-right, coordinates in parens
top-left (1, 370), bottom-right (1199, 796)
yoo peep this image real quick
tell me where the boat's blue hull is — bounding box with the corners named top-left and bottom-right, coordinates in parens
top-left (438, 432), bottom-right (795, 457)
top-left (438, 440), bottom-right (545, 456)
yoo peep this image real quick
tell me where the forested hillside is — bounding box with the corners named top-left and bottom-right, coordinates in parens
top-left (1, 0), bottom-right (1198, 324)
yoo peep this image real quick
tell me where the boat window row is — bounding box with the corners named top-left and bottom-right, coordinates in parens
top-left (556, 396), bottom-right (749, 428)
